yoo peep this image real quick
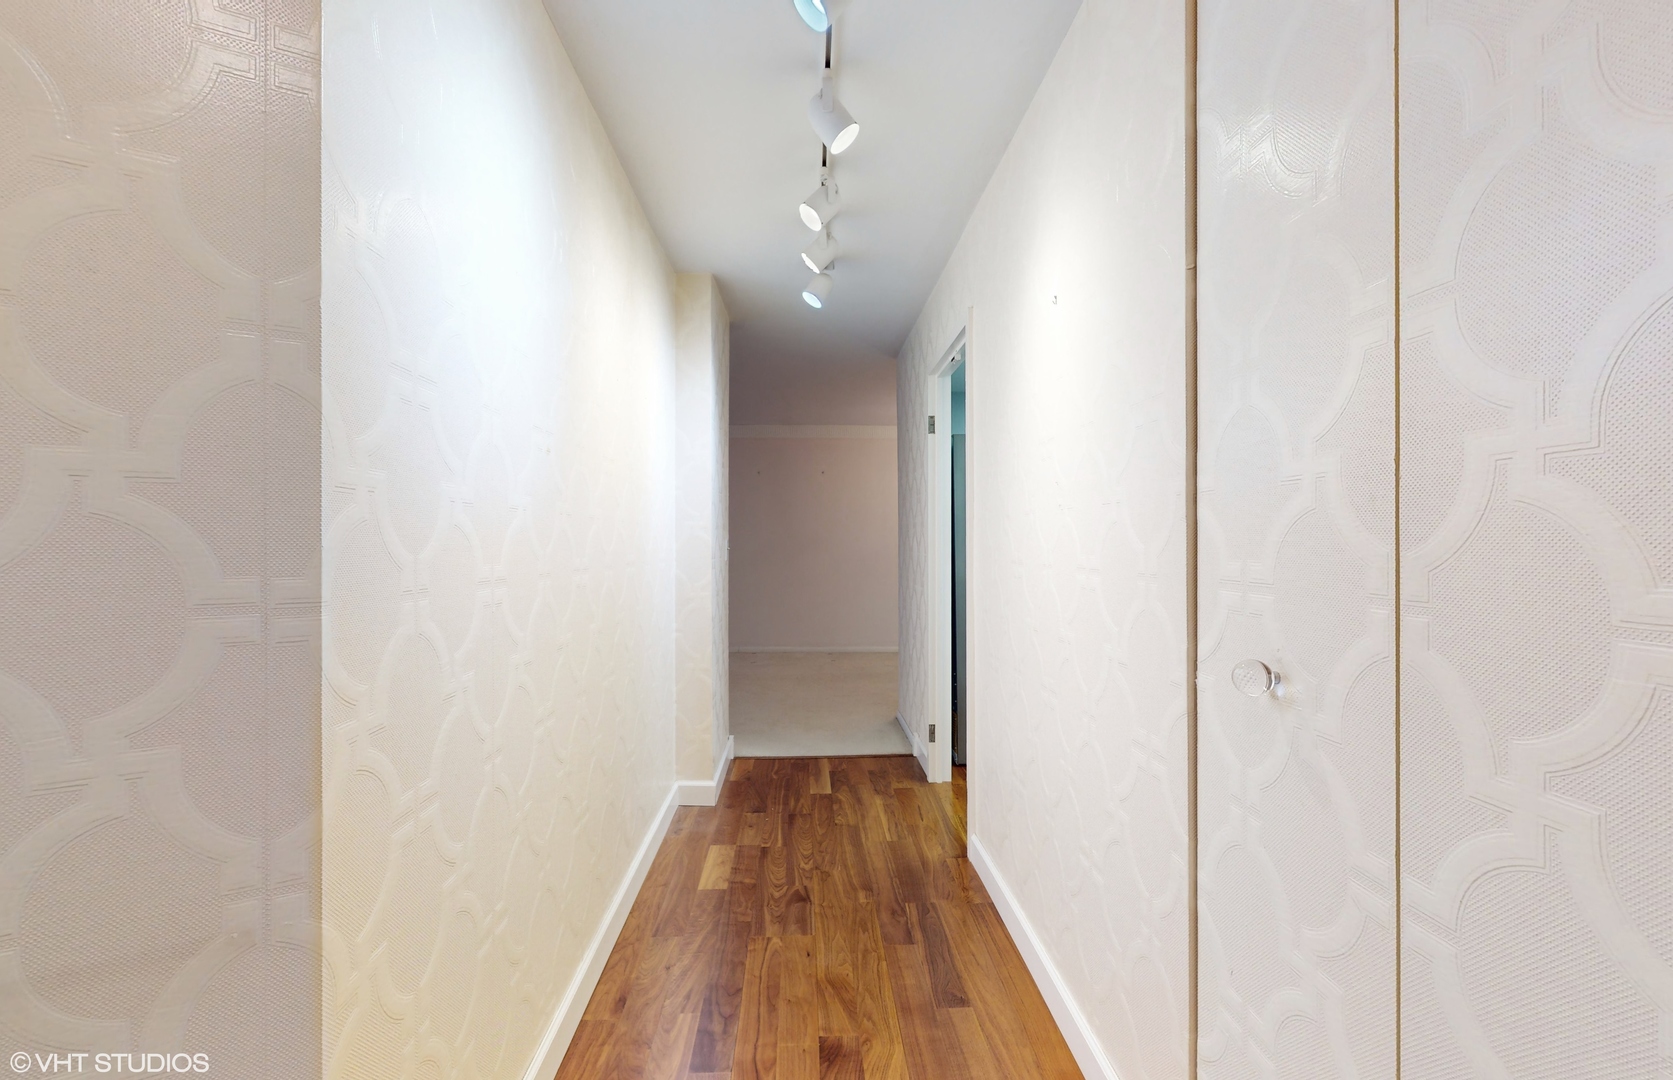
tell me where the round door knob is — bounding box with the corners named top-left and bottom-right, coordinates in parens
top-left (1232, 659), bottom-right (1281, 698)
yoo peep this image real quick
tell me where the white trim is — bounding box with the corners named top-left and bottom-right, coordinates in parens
top-left (730, 424), bottom-right (896, 439)
top-left (968, 835), bottom-right (1120, 1080)
top-left (521, 784), bottom-right (680, 1080)
top-left (730, 646), bottom-right (899, 654)
top-left (898, 713), bottom-right (930, 780)
top-left (676, 735), bottom-right (735, 807)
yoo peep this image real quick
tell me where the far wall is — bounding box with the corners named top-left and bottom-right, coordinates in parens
top-left (730, 429), bottom-right (899, 650)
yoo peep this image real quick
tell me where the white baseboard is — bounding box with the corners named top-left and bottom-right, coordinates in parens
top-left (676, 735), bottom-right (735, 807)
top-left (730, 646), bottom-right (900, 654)
top-left (967, 835), bottom-right (1119, 1080)
top-left (522, 784), bottom-right (680, 1080)
top-left (899, 714), bottom-right (930, 780)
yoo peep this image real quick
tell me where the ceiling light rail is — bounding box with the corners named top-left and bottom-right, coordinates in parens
top-left (794, 18), bottom-right (857, 309)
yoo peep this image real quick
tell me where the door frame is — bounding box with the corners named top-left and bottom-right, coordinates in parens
top-left (924, 325), bottom-right (967, 785)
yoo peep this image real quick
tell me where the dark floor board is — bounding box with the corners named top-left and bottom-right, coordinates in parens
top-left (967, 902), bottom-right (1081, 1078)
top-left (917, 901), bottom-right (970, 1010)
top-left (817, 1035), bottom-right (864, 1080)
top-left (934, 899), bottom-right (1047, 1080)
top-left (885, 938), bottom-right (973, 1080)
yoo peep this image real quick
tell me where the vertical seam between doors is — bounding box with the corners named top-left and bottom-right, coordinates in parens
top-left (1184, 0), bottom-right (1200, 1074)
top-left (1392, 0), bottom-right (1405, 1072)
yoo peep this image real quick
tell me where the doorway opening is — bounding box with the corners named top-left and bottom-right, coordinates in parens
top-left (950, 362), bottom-right (967, 767)
top-left (926, 330), bottom-right (966, 784)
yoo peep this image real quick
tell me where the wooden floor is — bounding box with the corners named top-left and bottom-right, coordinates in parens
top-left (555, 757), bottom-right (1082, 1080)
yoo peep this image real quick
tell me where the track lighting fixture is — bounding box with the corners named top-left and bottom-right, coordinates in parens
top-left (802, 272), bottom-right (833, 309)
top-left (798, 172), bottom-right (841, 231)
top-left (790, 0), bottom-right (846, 32)
top-left (808, 74), bottom-right (859, 154)
top-left (801, 229), bottom-right (838, 273)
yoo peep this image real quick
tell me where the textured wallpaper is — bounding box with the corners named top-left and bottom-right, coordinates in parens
top-left (1195, 0), bottom-right (1397, 1074)
top-left (319, 0), bottom-right (677, 1077)
top-left (896, 0), bottom-right (1192, 1076)
top-left (0, 0), bottom-right (322, 1074)
top-left (675, 273), bottom-right (729, 784)
top-left (1398, 1), bottom-right (1673, 1075)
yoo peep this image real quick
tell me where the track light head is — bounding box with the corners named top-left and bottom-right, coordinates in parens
top-left (808, 75), bottom-right (859, 154)
top-left (801, 229), bottom-right (838, 273)
top-left (791, 0), bottom-right (847, 32)
top-left (790, 0), bottom-right (829, 31)
top-left (802, 272), bottom-right (833, 309)
top-left (798, 174), bottom-right (841, 231)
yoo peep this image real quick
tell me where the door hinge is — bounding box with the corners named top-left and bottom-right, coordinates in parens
top-left (928, 416), bottom-right (935, 434)
top-left (929, 724), bottom-right (936, 742)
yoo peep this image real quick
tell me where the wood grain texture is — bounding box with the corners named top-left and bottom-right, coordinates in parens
top-left (554, 761), bottom-right (1081, 1079)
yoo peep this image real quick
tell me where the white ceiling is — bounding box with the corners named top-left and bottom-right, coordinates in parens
top-left (540, 0), bottom-right (1082, 386)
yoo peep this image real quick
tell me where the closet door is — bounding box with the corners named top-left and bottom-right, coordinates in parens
top-left (1397, 1), bottom-right (1673, 1074)
top-left (1195, 0), bottom-right (1396, 1074)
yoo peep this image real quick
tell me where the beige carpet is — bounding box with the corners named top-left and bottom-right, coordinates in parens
top-left (730, 651), bottom-right (909, 758)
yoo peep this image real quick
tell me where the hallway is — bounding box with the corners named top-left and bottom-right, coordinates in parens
top-left (557, 759), bottom-right (1079, 1079)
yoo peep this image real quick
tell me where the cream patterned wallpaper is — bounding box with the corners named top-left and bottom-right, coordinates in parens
top-left (675, 273), bottom-right (729, 785)
top-left (0, 0), bottom-right (321, 1074)
top-left (897, 0), bottom-right (1192, 1076)
top-left (1398, 0), bottom-right (1673, 1075)
top-left (1195, 0), bottom-right (1397, 1074)
top-left (320, 1), bottom-right (677, 1078)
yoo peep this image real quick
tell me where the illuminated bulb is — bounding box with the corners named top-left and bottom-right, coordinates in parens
top-left (791, 0), bottom-right (828, 31)
top-left (808, 75), bottom-right (859, 154)
top-left (798, 175), bottom-right (841, 231)
top-left (801, 230), bottom-right (838, 273)
top-left (792, 0), bottom-right (848, 31)
top-left (802, 272), bottom-right (833, 309)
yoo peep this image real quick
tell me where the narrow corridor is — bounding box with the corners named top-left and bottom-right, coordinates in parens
top-left (556, 759), bottom-right (1081, 1079)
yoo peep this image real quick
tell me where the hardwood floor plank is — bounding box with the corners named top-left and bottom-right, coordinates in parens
top-left (789, 813), bottom-right (819, 878)
top-left (947, 1007), bottom-right (1006, 1080)
top-left (785, 759), bottom-right (815, 815)
top-left (701, 845), bottom-right (738, 890)
top-left (778, 935), bottom-right (819, 1080)
top-left (732, 936), bottom-right (778, 1080)
top-left (967, 903), bottom-right (1080, 1078)
top-left (737, 764), bottom-right (772, 813)
top-left (884, 939), bottom-right (972, 1080)
top-left (811, 836), bottom-right (908, 1079)
top-left (811, 862), bottom-right (861, 1036)
top-left (917, 902), bottom-right (970, 1009)
top-left (739, 811), bottom-right (778, 847)
top-left (811, 757), bottom-right (832, 795)
top-left (863, 835), bottom-right (914, 947)
top-left (761, 844), bottom-right (811, 937)
top-left (690, 892), bottom-right (754, 1071)
top-left (883, 839), bottom-right (928, 905)
top-left (817, 1035), bottom-right (864, 1080)
top-left (829, 761), bottom-right (864, 827)
top-left (654, 817), bottom-right (724, 938)
top-left (646, 1007), bottom-right (700, 1079)
top-left (897, 786), bottom-right (956, 867)
top-left (710, 806), bottom-right (746, 846)
top-left (594, 934), bottom-right (689, 1079)
top-left (934, 899), bottom-right (1047, 1080)
top-left (730, 844), bottom-right (763, 926)
top-left (935, 858), bottom-right (989, 907)
top-left (722, 762), bottom-right (750, 810)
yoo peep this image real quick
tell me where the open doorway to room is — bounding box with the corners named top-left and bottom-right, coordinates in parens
top-left (926, 332), bottom-right (966, 784)
top-left (950, 362), bottom-right (967, 767)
